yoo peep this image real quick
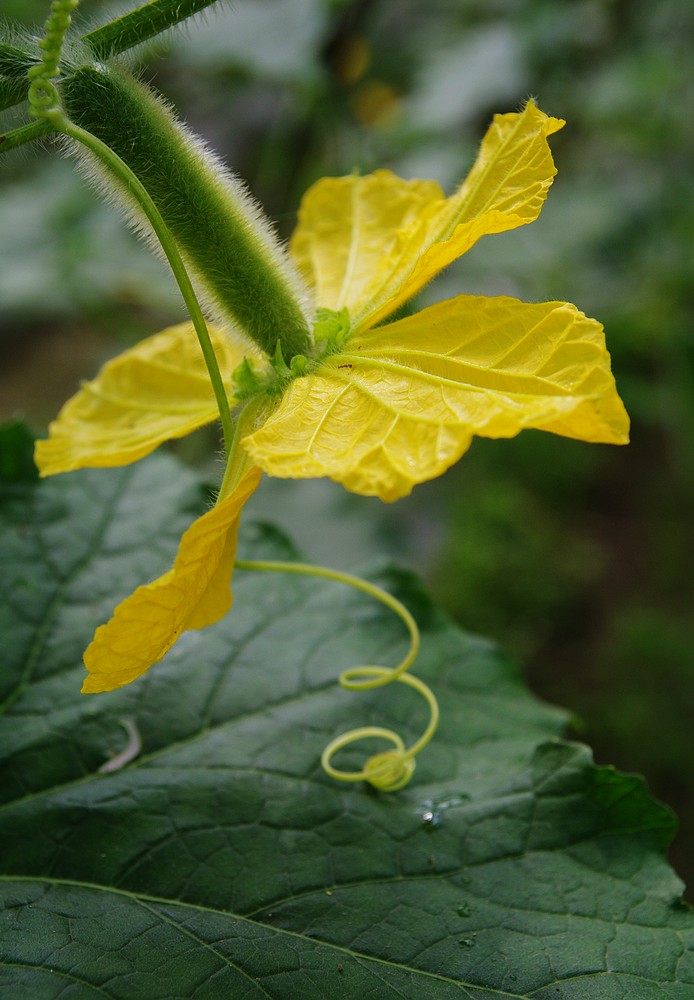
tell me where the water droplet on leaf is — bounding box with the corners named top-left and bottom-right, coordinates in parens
top-left (418, 794), bottom-right (466, 828)
top-left (421, 807), bottom-right (441, 828)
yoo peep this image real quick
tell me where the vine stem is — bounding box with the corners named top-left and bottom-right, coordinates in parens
top-left (1, 1), bottom-right (224, 119)
top-left (61, 118), bottom-right (235, 454)
top-left (29, 105), bottom-right (234, 453)
top-left (0, 120), bottom-right (54, 152)
top-left (26, 1), bottom-right (234, 453)
top-left (235, 559), bottom-right (440, 791)
top-left (83, 0), bottom-right (224, 62)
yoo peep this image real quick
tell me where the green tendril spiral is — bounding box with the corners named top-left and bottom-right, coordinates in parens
top-left (235, 560), bottom-right (439, 792)
top-left (27, 0), bottom-right (79, 121)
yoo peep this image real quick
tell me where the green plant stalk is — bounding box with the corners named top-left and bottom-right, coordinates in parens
top-left (0, 119), bottom-right (54, 151)
top-left (27, 3), bottom-right (233, 443)
top-left (0, 0), bottom-right (223, 111)
top-left (82, 0), bottom-right (223, 62)
top-left (62, 116), bottom-right (235, 454)
top-left (217, 399), bottom-right (266, 500)
top-left (8, 1), bottom-right (311, 354)
top-left (61, 64), bottom-right (312, 359)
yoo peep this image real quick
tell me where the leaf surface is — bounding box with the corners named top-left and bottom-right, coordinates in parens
top-left (244, 294), bottom-right (629, 501)
top-left (0, 444), bottom-right (691, 998)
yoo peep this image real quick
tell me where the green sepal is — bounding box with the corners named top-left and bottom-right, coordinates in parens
top-left (231, 343), bottom-right (310, 403)
top-left (313, 307), bottom-right (351, 352)
top-left (270, 342), bottom-right (313, 393)
top-left (271, 340), bottom-right (292, 381)
top-left (290, 354), bottom-right (308, 376)
top-left (231, 357), bottom-right (265, 401)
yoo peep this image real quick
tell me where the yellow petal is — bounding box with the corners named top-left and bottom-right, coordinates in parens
top-left (243, 295), bottom-right (629, 502)
top-left (362, 100), bottom-right (565, 328)
top-left (35, 322), bottom-right (250, 476)
top-left (290, 171), bottom-right (443, 315)
top-left (82, 464), bottom-right (261, 693)
top-left (291, 101), bottom-right (564, 332)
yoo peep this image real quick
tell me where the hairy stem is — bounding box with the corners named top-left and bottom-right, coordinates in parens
top-left (83, 0), bottom-right (223, 62)
top-left (63, 117), bottom-right (236, 453)
top-left (25, 27), bottom-right (235, 454)
top-left (0, 119), bottom-right (54, 151)
top-left (0, 0), bottom-right (223, 115)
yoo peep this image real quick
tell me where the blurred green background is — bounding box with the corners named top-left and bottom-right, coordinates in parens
top-left (2, 0), bottom-right (693, 893)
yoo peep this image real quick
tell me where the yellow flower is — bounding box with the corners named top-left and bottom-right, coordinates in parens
top-left (82, 462), bottom-right (260, 693)
top-left (36, 322), bottom-right (247, 473)
top-left (36, 321), bottom-right (263, 693)
top-left (243, 100), bottom-right (628, 500)
top-left (36, 100), bottom-right (629, 692)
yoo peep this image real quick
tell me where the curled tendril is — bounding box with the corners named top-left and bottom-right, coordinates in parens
top-left (27, 0), bottom-right (80, 121)
top-left (27, 78), bottom-right (63, 121)
top-left (235, 559), bottom-right (439, 792)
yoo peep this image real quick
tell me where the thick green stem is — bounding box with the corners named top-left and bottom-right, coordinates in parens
top-left (26, 64), bottom-right (234, 450)
top-left (62, 117), bottom-right (235, 454)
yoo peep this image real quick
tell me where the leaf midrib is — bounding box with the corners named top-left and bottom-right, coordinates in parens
top-left (0, 874), bottom-right (525, 999)
top-left (2, 873), bottom-right (684, 995)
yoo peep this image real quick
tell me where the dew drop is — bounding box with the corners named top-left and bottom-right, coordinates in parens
top-left (418, 795), bottom-right (466, 829)
top-left (458, 937), bottom-right (476, 949)
top-left (456, 902), bottom-right (472, 917)
top-left (421, 807), bottom-right (442, 828)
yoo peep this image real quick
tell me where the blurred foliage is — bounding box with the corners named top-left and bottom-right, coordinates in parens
top-left (1, 0), bottom-right (692, 890)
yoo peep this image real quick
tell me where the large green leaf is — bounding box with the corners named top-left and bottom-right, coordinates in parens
top-left (1, 438), bottom-right (692, 997)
